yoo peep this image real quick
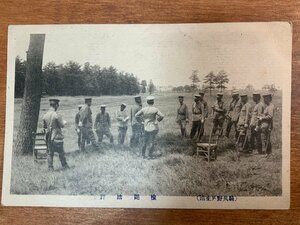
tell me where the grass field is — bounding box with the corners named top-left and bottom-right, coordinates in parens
top-left (10, 91), bottom-right (282, 196)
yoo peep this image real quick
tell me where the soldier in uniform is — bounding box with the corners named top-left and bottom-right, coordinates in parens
top-left (79, 98), bottom-right (99, 151)
top-left (212, 93), bottom-right (226, 135)
top-left (198, 91), bottom-right (208, 139)
top-left (258, 93), bottom-right (275, 155)
top-left (116, 103), bottom-right (129, 145)
top-left (190, 95), bottom-right (205, 140)
top-left (130, 96), bottom-right (143, 147)
top-left (225, 90), bottom-right (242, 139)
top-left (75, 104), bottom-right (83, 148)
top-left (176, 96), bottom-right (189, 137)
top-left (95, 105), bottom-right (114, 143)
top-left (249, 92), bottom-right (265, 154)
top-left (43, 99), bottom-right (69, 171)
top-left (236, 93), bottom-right (252, 151)
top-left (135, 96), bottom-right (164, 159)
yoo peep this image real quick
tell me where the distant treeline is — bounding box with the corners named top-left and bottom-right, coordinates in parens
top-left (15, 57), bottom-right (140, 97)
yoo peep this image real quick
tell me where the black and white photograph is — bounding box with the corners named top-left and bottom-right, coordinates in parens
top-left (1, 23), bottom-right (291, 209)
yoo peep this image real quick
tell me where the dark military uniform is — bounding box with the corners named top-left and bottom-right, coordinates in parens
top-left (260, 101), bottom-right (275, 154)
top-left (190, 100), bottom-right (205, 139)
top-left (130, 103), bottom-right (143, 147)
top-left (176, 102), bottom-right (189, 137)
top-left (249, 101), bottom-right (264, 153)
top-left (43, 103), bottom-right (68, 170)
top-left (95, 110), bottom-right (113, 143)
top-left (212, 99), bottom-right (226, 134)
top-left (79, 104), bottom-right (98, 151)
top-left (225, 98), bottom-right (242, 139)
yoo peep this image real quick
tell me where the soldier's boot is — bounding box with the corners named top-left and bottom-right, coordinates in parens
top-left (59, 151), bottom-right (68, 169)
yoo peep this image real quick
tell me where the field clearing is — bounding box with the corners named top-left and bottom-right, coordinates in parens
top-left (10, 91), bottom-right (282, 196)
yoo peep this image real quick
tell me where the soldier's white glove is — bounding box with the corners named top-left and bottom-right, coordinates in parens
top-left (76, 128), bottom-right (80, 133)
top-left (78, 121), bottom-right (83, 127)
top-left (63, 120), bottom-right (67, 125)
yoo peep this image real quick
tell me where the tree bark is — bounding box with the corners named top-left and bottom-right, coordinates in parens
top-left (15, 34), bottom-right (45, 155)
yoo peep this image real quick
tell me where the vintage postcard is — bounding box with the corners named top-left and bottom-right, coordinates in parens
top-left (1, 23), bottom-right (291, 209)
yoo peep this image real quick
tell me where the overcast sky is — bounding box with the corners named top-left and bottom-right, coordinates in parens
top-left (10, 22), bottom-right (291, 89)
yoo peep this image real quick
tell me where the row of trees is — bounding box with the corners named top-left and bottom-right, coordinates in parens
top-left (15, 57), bottom-right (143, 97)
top-left (172, 70), bottom-right (230, 95)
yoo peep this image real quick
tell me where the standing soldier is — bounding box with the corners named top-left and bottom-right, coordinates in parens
top-left (79, 98), bottom-right (99, 151)
top-left (95, 105), bottom-right (113, 144)
top-left (176, 96), bottom-right (189, 137)
top-left (135, 96), bottom-right (164, 159)
top-left (130, 96), bottom-right (143, 147)
top-left (212, 93), bottom-right (226, 135)
top-left (43, 99), bottom-right (69, 171)
top-left (258, 93), bottom-right (275, 155)
top-left (75, 104), bottom-right (83, 149)
top-left (236, 93), bottom-right (252, 151)
top-left (190, 95), bottom-right (205, 140)
top-left (249, 92), bottom-right (265, 154)
top-left (116, 103), bottom-right (129, 145)
top-left (225, 90), bottom-right (242, 139)
top-left (198, 91), bottom-right (208, 139)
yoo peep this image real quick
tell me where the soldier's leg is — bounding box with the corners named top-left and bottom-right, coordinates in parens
top-left (130, 125), bottom-right (137, 147)
top-left (105, 129), bottom-right (114, 144)
top-left (190, 121), bottom-right (198, 139)
top-left (80, 128), bottom-right (87, 151)
top-left (225, 119), bottom-right (232, 138)
top-left (256, 129), bottom-right (263, 154)
top-left (266, 130), bottom-right (272, 155)
top-left (261, 123), bottom-right (269, 154)
top-left (88, 129), bottom-right (99, 149)
top-left (121, 127), bottom-right (127, 144)
top-left (57, 142), bottom-right (68, 168)
top-left (142, 131), bottom-right (150, 157)
top-left (149, 130), bottom-right (158, 158)
top-left (234, 122), bottom-right (239, 140)
top-left (47, 142), bottom-right (54, 170)
top-left (118, 127), bottom-right (122, 144)
top-left (249, 126), bottom-right (256, 150)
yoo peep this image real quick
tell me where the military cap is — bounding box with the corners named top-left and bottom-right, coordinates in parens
top-left (178, 95), bottom-right (184, 98)
top-left (252, 91), bottom-right (261, 96)
top-left (194, 94), bottom-right (201, 98)
top-left (240, 93), bottom-right (248, 97)
top-left (78, 104), bottom-right (83, 108)
top-left (232, 90), bottom-right (239, 95)
top-left (134, 95), bottom-right (141, 99)
top-left (85, 97), bottom-right (92, 102)
top-left (199, 90), bottom-right (205, 95)
top-left (100, 104), bottom-right (106, 108)
top-left (49, 99), bottom-right (60, 103)
top-left (146, 96), bottom-right (155, 101)
top-left (216, 92), bottom-right (223, 96)
top-left (121, 103), bottom-right (127, 107)
top-left (262, 92), bottom-right (272, 98)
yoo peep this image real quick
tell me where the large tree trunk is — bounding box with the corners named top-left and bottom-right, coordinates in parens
top-left (15, 34), bottom-right (45, 155)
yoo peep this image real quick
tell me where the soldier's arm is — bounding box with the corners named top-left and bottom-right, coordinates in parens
top-left (263, 105), bottom-right (274, 120)
top-left (245, 104), bottom-right (251, 125)
top-left (94, 114), bottom-right (99, 129)
top-left (56, 113), bottom-right (65, 128)
top-left (116, 111), bottom-right (123, 121)
top-left (135, 108), bottom-right (143, 118)
top-left (157, 110), bottom-right (164, 122)
top-left (185, 105), bottom-right (189, 121)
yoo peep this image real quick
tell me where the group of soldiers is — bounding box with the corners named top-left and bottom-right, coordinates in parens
top-left (42, 95), bottom-right (164, 170)
top-left (176, 90), bottom-right (275, 155)
top-left (42, 90), bottom-right (275, 170)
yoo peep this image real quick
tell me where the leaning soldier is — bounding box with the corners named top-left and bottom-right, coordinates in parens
top-left (258, 93), bottom-right (275, 155)
top-left (236, 93), bottom-right (252, 152)
top-left (190, 95), bottom-right (205, 140)
top-left (212, 93), bottom-right (226, 135)
top-left (43, 99), bottom-right (69, 171)
top-left (75, 104), bottom-right (83, 149)
top-left (198, 90), bottom-right (208, 139)
top-left (176, 96), bottom-right (189, 137)
top-left (95, 105), bottom-right (114, 144)
top-left (79, 98), bottom-right (99, 151)
top-left (135, 96), bottom-right (164, 159)
top-left (249, 92), bottom-right (265, 154)
top-left (130, 96), bottom-right (143, 147)
top-left (225, 90), bottom-right (242, 139)
top-left (116, 103), bottom-right (129, 145)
